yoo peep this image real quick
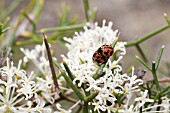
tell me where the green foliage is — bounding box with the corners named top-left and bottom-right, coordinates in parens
top-left (0, 23), bottom-right (10, 36)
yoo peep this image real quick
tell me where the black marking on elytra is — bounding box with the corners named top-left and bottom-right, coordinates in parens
top-left (104, 51), bottom-right (109, 56)
top-left (97, 47), bottom-right (103, 54)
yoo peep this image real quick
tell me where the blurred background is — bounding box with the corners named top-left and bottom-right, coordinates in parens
top-left (1, 0), bottom-right (170, 77)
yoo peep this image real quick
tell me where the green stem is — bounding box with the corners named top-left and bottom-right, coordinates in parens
top-left (164, 13), bottom-right (170, 26)
top-left (146, 82), bottom-right (151, 99)
top-left (82, 83), bottom-right (90, 96)
top-left (61, 71), bottom-right (84, 101)
top-left (150, 82), bottom-right (154, 89)
top-left (115, 109), bottom-right (119, 113)
top-left (112, 37), bottom-right (118, 48)
top-left (84, 91), bottom-right (99, 103)
top-left (16, 39), bottom-right (34, 46)
top-left (31, 0), bottom-right (44, 23)
top-left (83, 0), bottom-right (90, 22)
top-left (111, 38), bottom-right (118, 61)
top-left (116, 94), bottom-right (122, 107)
top-left (62, 60), bottom-right (75, 80)
top-left (2, 17), bottom-right (10, 28)
top-left (156, 99), bottom-right (162, 111)
top-left (150, 93), bottom-right (160, 109)
top-left (93, 64), bottom-right (105, 79)
top-left (53, 53), bottom-right (84, 100)
top-left (22, 10), bottom-right (37, 33)
top-left (91, 9), bottom-right (97, 22)
top-left (136, 56), bottom-right (152, 71)
top-left (53, 58), bottom-right (62, 69)
top-left (40, 23), bottom-right (85, 33)
top-left (155, 46), bottom-right (164, 70)
top-left (1, 27), bottom-right (10, 34)
top-left (161, 86), bottom-right (170, 96)
top-left (0, 24), bottom-right (3, 35)
top-left (144, 82), bottom-right (153, 109)
top-left (82, 102), bottom-right (88, 113)
top-left (152, 61), bottom-right (161, 91)
top-left (90, 102), bottom-right (97, 113)
top-left (126, 24), bottom-right (169, 47)
top-left (135, 44), bottom-right (147, 62)
top-left (140, 107), bottom-right (142, 113)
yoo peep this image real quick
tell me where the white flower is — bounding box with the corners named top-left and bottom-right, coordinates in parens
top-left (36, 76), bottom-right (53, 89)
top-left (118, 105), bottom-right (139, 113)
top-left (92, 101), bottom-right (106, 112)
top-left (17, 71), bottom-right (37, 100)
top-left (20, 41), bottom-right (59, 104)
top-left (124, 67), bottom-right (143, 94)
top-left (123, 67), bottom-right (144, 106)
top-left (161, 97), bottom-right (170, 113)
top-left (18, 99), bottom-right (51, 113)
top-left (20, 42), bottom-right (51, 76)
top-left (33, 99), bottom-right (51, 113)
top-left (18, 101), bottom-right (35, 113)
top-left (0, 58), bottom-right (25, 113)
top-left (135, 90), bottom-right (154, 108)
top-left (0, 58), bottom-right (53, 113)
top-left (142, 96), bottom-right (170, 113)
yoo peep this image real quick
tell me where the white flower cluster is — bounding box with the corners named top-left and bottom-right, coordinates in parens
top-left (62, 20), bottom-right (127, 112)
top-left (62, 20), bottom-right (126, 87)
top-left (20, 43), bottom-right (71, 113)
top-left (0, 58), bottom-right (51, 112)
top-left (0, 44), bottom-right (68, 113)
top-left (20, 43), bottom-right (57, 104)
top-left (62, 20), bottom-right (170, 112)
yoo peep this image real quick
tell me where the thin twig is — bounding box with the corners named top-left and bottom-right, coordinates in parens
top-left (135, 44), bottom-right (147, 62)
top-left (45, 93), bottom-right (82, 107)
top-left (147, 77), bottom-right (170, 83)
top-left (126, 24), bottom-right (169, 47)
top-left (44, 34), bottom-right (82, 106)
top-left (43, 34), bottom-right (61, 94)
top-left (67, 100), bottom-right (81, 111)
top-left (76, 105), bottom-right (82, 113)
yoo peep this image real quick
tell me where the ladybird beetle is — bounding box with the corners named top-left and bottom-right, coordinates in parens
top-left (92, 45), bottom-right (114, 64)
